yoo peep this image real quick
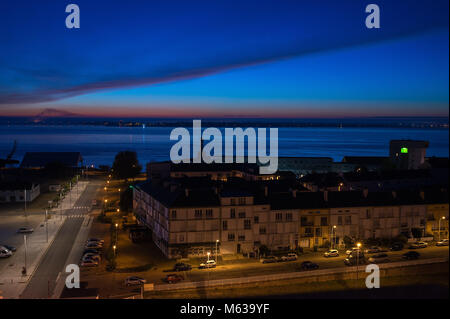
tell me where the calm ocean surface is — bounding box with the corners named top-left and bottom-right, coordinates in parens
top-left (0, 125), bottom-right (448, 167)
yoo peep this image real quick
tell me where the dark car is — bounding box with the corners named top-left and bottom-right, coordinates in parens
top-left (402, 251), bottom-right (420, 260)
top-left (1, 244), bottom-right (16, 252)
top-left (300, 261), bottom-right (319, 271)
top-left (164, 274), bottom-right (184, 284)
top-left (344, 253), bottom-right (366, 266)
top-left (173, 262), bottom-right (192, 271)
top-left (390, 242), bottom-right (404, 251)
top-left (83, 248), bottom-right (101, 255)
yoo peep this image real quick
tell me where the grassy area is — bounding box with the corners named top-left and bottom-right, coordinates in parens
top-left (145, 263), bottom-right (449, 299)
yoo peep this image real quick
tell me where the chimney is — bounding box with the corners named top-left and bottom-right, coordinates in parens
top-left (292, 189), bottom-right (297, 198)
top-left (323, 190), bottom-right (328, 202)
top-left (419, 190), bottom-right (425, 200)
top-left (363, 188), bottom-right (368, 198)
top-left (392, 191), bottom-right (397, 199)
top-left (264, 186), bottom-right (268, 197)
top-left (185, 188), bottom-right (189, 197)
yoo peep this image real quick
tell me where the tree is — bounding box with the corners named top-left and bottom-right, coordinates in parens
top-left (111, 151), bottom-right (142, 180)
top-left (119, 187), bottom-right (133, 212)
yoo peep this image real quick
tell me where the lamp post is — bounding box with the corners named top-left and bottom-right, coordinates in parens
top-left (207, 252), bottom-right (210, 262)
top-left (332, 225), bottom-right (337, 249)
top-left (438, 216), bottom-right (446, 241)
top-left (113, 245), bottom-right (116, 257)
top-left (356, 242), bottom-right (361, 282)
top-left (45, 209), bottom-right (48, 243)
top-left (215, 240), bottom-right (219, 263)
top-left (115, 223), bottom-right (119, 243)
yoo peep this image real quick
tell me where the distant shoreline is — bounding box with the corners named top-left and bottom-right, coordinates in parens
top-left (0, 116), bottom-right (448, 129)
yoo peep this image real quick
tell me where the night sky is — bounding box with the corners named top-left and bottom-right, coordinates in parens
top-left (0, 0), bottom-right (448, 118)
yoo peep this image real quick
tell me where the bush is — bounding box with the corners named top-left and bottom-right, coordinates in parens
top-left (259, 245), bottom-right (270, 257)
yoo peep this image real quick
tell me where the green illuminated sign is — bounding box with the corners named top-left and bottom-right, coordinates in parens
top-left (401, 147), bottom-right (408, 154)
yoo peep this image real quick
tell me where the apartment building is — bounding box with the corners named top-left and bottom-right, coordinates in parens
top-left (134, 174), bottom-right (448, 259)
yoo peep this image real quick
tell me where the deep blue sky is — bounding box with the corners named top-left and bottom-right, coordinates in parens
top-left (0, 0), bottom-right (448, 117)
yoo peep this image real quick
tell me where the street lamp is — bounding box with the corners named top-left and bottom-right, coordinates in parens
top-left (113, 245), bottom-right (116, 257)
top-left (215, 240), bottom-right (219, 263)
top-left (115, 223), bottom-right (119, 242)
top-left (332, 225), bottom-right (337, 249)
top-left (356, 242), bottom-right (361, 282)
top-left (439, 216), bottom-right (446, 241)
top-left (207, 252), bottom-right (210, 262)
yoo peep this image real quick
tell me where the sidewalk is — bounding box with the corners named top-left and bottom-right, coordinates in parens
top-left (0, 181), bottom-right (88, 299)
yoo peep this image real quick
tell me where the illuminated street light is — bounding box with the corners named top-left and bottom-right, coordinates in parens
top-left (439, 216), bottom-right (446, 241)
top-left (207, 251), bottom-right (210, 262)
top-left (113, 245), bottom-right (116, 257)
top-left (332, 225), bottom-right (337, 249)
top-left (215, 240), bottom-right (219, 263)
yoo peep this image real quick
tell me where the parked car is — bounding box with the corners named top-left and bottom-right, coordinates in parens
top-left (85, 242), bottom-right (103, 249)
top-left (344, 253), bottom-right (366, 266)
top-left (125, 276), bottom-right (146, 286)
top-left (402, 251), bottom-right (420, 260)
top-left (300, 261), bottom-right (319, 271)
top-left (80, 259), bottom-right (99, 267)
top-left (364, 246), bottom-right (382, 254)
top-left (324, 249), bottom-right (339, 257)
top-left (1, 244), bottom-right (16, 252)
top-left (86, 240), bottom-right (104, 247)
top-left (87, 238), bottom-right (104, 244)
top-left (436, 239), bottom-right (449, 246)
top-left (390, 242), bottom-right (404, 251)
top-left (164, 274), bottom-right (184, 284)
top-left (199, 260), bottom-right (216, 269)
top-left (17, 227), bottom-right (34, 234)
top-left (408, 241), bottom-right (428, 249)
top-left (260, 256), bottom-right (279, 264)
top-left (173, 263), bottom-right (192, 271)
top-left (280, 253), bottom-right (298, 261)
top-left (368, 253), bottom-right (390, 264)
top-left (0, 246), bottom-right (13, 258)
top-left (83, 248), bottom-right (101, 255)
top-left (82, 253), bottom-right (101, 263)
top-left (346, 247), bottom-right (362, 255)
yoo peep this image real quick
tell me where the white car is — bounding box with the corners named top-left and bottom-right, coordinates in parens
top-left (199, 260), bottom-right (216, 269)
top-left (280, 253), bottom-right (298, 261)
top-left (125, 276), bottom-right (147, 286)
top-left (324, 249), bottom-right (339, 257)
top-left (0, 246), bottom-right (13, 258)
top-left (436, 239), bottom-right (449, 246)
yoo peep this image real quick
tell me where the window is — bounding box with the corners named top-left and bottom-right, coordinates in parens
top-left (238, 234), bottom-right (245, 241)
top-left (259, 226), bottom-right (266, 234)
top-left (228, 233), bottom-right (235, 241)
top-left (171, 210), bottom-right (177, 219)
top-left (230, 198), bottom-right (236, 205)
top-left (275, 213), bottom-right (283, 221)
top-left (230, 208), bottom-right (236, 219)
top-left (238, 211), bottom-right (246, 218)
top-left (320, 217), bottom-right (328, 226)
top-left (222, 221), bottom-right (228, 230)
top-left (366, 210), bottom-right (371, 219)
top-left (338, 216), bottom-right (343, 225)
top-left (315, 228), bottom-right (321, 237)
top-left (286, 213), bottom-right (293, 221)
top-left (345, 216), bottom-right (352, 225)
top-left (254, 216), bottom-right (259, 224)
top-left (244, 219), bottom-right (251, 230)
top-left (238, 197), bottom-right (246, 205)
top-left (206, 209), bottom-right (213, 218)
top-left (194, 209), bottom-right (202, 219)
